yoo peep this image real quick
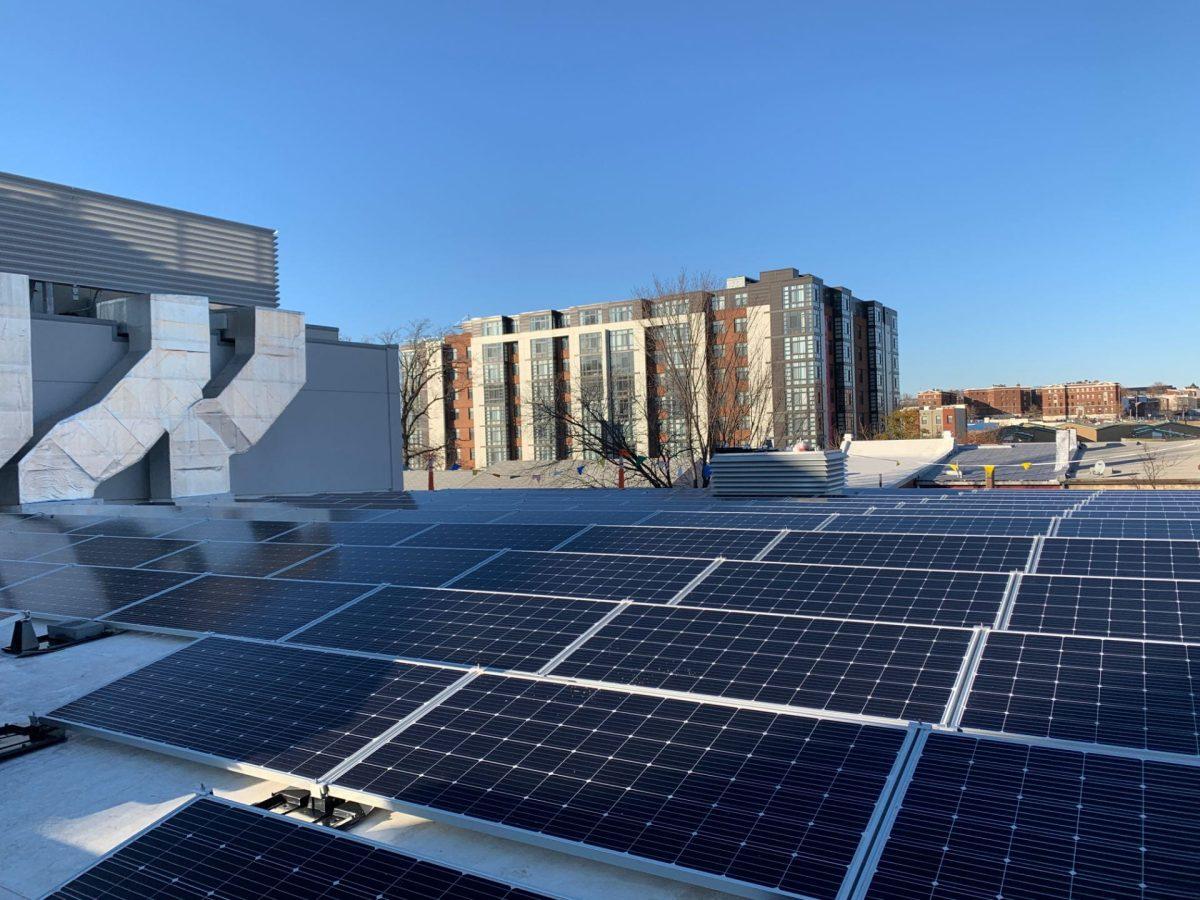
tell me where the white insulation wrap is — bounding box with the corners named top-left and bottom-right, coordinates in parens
top-left (0, 273), bottom-right (33, 468)
top-left (168, 307), bottom-right (306, 497)
top-left (18, 294), bottom-right (211, 502)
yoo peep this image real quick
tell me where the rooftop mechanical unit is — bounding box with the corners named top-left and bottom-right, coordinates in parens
top-left (709, 449), bottom-right (847, 497)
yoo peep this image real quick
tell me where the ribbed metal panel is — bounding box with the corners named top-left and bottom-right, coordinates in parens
top-left (0, 172), bottom-right (278, 308)
top-left (710, 450), bottom-right (847, 497)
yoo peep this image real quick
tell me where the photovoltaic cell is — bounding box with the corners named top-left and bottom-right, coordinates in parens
top-left (139, 541), bottom-right (331, 577)
top-left (551, 604), bottom-right (970, 721)
top-left (49, 796), bottom-right (550, 900)
top-left (863, 732), bottom-right (1200, 900)
top-left (104, 575), bottom-right (372, 640)
top-left (1057, 519), bottom-right (1200, 540)
top-left (492, 510), bottom-right (660, 526)
top-left (334, 675), bottom-right (907, 899)
top-left (289, 586), bottom-right (616, 671)
top-left (640, 511), bottom-right (832, 531)
top-left (48, 637), bottom-right (465, 780)
top-left (825, 514), bottom-right (1054, 537)
top-left (449, 551), bottom-right (710, 603)
top-left (400, 523), bottom-right (586, 551)
top-left (0, 566), bottom-right (194, 618)
top-left (278, 546), bottom-right (496, 586)
top-left (1008, 573), bottom-right (1200, 643)
top-left (763, 531), bottom-right (1035, 573)
top-left (960, 631), bottom-right (1200, 755)
top-left (682, 560), bottom-right (1009, 627)
top-left (35, 536), bottom-right (198, 568)
top-left (557, 525), bottom-right (781, 561)
top-left (267, 521), bottom-right (437, 546)
top-left (1034, 537), bottom-right (1200, 580)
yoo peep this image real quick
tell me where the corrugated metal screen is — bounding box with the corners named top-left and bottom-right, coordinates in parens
top-left (0, 172), bottom-right (278, 308)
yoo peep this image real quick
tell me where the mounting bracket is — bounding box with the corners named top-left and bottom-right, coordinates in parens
top-left (3, 614), bottom-right (121, 657)
top-left (253, 786), bottom-right (372, 830)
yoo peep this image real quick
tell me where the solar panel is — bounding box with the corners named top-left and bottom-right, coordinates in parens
top-left (139, 541), bottom-right (332, 578)
top-left (861, 732), bottom-right (1200, 900)
top-left (161, 520), bottom-right (303, 542)
top-left (556, 525), bottom-right (781, 561)
top-left (550, 604), bottom-right (971, 721)
top-left (277, 546), bottom-right (497, 586)
top-left (68, 517), bottom-right (203, 538)
top-left (400, 523), bottom-right (586, 551)
top-left (289, 586), bottom-right (617, 671)
top-left (449, 550), bottom-right (711, 603)
top-left (960, 631), bottom-right (1200, 756)
top-left (763, 531), bottom-right (1035, 573)
top-left (1057, 518), bottom-right (1200, 540)
top-left (35, 536), bottom-right (198, 568)
top-left (372, 510), bottom-right (510, 525)
top-left (0, 531), bottom-right (90, 561)
top-left (1034, 536), bottom-right (1200, 580)
top-left (104, 575), bottom-right (373, 640)
top-left (491, 509), bottom-right (659, 526)
top-left (825, 514), bottom-right (1053, 537)
top-left (0, 559), bottom-right (62, 589)
top-left (48, 637), bottom-right (465, 780)
top-left (640, 511), bottom-right (832, 530)
top-left (267, 521), bottom-right (436, 546)
top-left (1070, 507), bottom-right (1200, 519)
top-left (0, 514), bottom-right (107, 534)
top-left (49, 796), bottom-right (551, 900)
top-left (333, 674), bottom-right (908, 899)
top-left (682, 560), bottom-right (1010, 627)
top-left (1008, 573), bottom-right (1200, 643)
top-left (0, 566), bottom-right (194, 619)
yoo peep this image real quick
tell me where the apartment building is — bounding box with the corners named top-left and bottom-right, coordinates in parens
top-left (413, 267), bottom-right (899, 468)
top-left (962, 385), bottom-right (1038, 417)
top-left (1042, 381), bottom-right (1123, 420)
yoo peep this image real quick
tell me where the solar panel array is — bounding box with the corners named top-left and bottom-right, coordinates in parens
top-left (17, 487), bottom-right (1200, 898)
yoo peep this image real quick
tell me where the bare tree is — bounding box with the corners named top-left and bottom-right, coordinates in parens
top-left (366, 319), bottom-right (457, 469)
top-left (1136, 442), bottom-right (1165, 490)
top-left (640, 271), bottom-right (774, 487)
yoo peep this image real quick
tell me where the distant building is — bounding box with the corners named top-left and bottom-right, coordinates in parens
top-left (917, 389), bottom-right (960, 407)
top-left (1043, 381), bottom-right (1123, 420)
top-left (919, 404), bottom-right (967, 441)
top-left (962, 385), bottom-right (1037, 418)
top-left (416, 268), bottom-right (901, 468)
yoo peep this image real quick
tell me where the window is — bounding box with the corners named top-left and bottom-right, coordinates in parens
top-left (736, 367), bottom-right (749, 382)
top-left (482, 319), bottom-right (504, 336)
top-left (710, 295), bottom-right (727, 311)
top-left (733, 318), bottom-right (748, 333)
top-left (528, 314), bottom-right (552, 331)
top-left (711, 320), bottom-right (726, 335)
top-left (608, 329), bottom-right (634, 351)
top-left (608, 305), bottom-right (632, 322)
top-left (579, 309), bottom-right (601, 326)
top-left (733, 292), bottom-right (748, 308)
top-left (713, 344), bottom-right (726, 358)
top-left (579, 332), bottom-right (602, 353)
top-left (530, 338), bottom-right (553, 356)
top-left (735, 342), bottom-right (747, 358)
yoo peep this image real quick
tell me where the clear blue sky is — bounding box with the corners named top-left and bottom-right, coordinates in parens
top-left (3, 1), bottom-right (1196, 392)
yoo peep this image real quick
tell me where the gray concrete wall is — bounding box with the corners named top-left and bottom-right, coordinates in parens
top-left (19, 316), bottom-right (402, 500)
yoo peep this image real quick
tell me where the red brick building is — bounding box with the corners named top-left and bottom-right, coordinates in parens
top-left (917, 389), bottom-right (960, 407)
top-left (962, 385), bottom-right (1036, 417)
top-left (919, 404), bottom-right (967, 441)
top-left (1042, 381), bottom-right (1122, 420)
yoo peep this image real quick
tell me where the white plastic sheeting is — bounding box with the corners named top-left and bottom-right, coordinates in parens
top-left (168, 307), bottom-right (306, 497)
top-left (18, 295), bottom-right (211, 502)
top-left (0, 273), bottom-right (33, 468)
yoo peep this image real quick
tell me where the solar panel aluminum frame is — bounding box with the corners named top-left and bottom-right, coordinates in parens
top-left (42, 793), bottom-right (566, 900)
top-left (990, 571), bottom-right (1022, 630)
top-left (939, 627), bottom-right (989, 728)
top-left (666, 557), bottom-right (725, 604)
top-left (41, 637), bottom-right (479, 792)
top-left (324, 713), bottom-right (924, 900)
top-left (841, 726), bottom-right (934, 900)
